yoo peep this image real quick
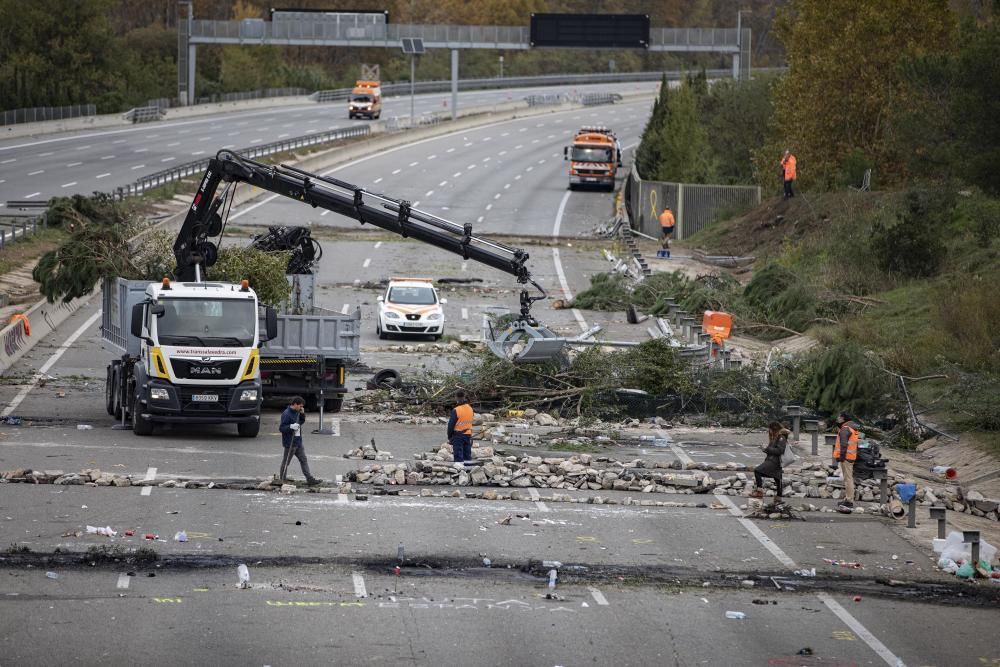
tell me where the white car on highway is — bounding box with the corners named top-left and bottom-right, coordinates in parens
top-left (376, 278), bottom-right (447, 340)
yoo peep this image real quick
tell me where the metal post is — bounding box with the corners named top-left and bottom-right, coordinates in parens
top-left (929, 506), bottom-right (947, 539)
top-left (784, 405), bottom-right (801, 442)
top-left (676, 183), bottom-right (685, 240)
top-left (907, 496), bottom-right (917, 528)
top-left (877, 471), bottom-right (888, 504)
top-left (734, 11), bottom-right (742, 80)
top-left (409, 55), bottom-right (416, 126)
top-left (964, 530), bottom-right (980, 567)
top-left (803, 420), bottom-right (818, 455)
top-left (188, 44), bottom-right (197, 106)
top-left (824, 434), bottom-right (837, 458)
top-left (451, 49), bottom-right (459, 121)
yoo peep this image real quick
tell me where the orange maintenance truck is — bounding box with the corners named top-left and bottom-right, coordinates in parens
top-left (564, 126), bottom-right (621, 191)
top-left (348, 80), bottom-right (381, 120)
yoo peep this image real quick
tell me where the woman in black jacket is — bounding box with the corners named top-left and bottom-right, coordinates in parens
top-left (750, 421), bottom-right (789, 499)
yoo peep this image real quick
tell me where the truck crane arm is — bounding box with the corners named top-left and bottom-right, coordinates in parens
top-left (175, 150), bottom-right (547, 323)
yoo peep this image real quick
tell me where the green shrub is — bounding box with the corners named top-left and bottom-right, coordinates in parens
top-left (869, 190), bottom-right (951, 278)
top-left (803, 342), bottom-right (893, 417)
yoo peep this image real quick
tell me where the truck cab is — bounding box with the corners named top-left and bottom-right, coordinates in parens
top-left (564, 125), bottom-right (620, 191)
top-left (376, 278), bottom-right (446, 340)
top-left (104, 277), bottom-right (277, 437)
top-left (348, 80), bottom-right (382, 120)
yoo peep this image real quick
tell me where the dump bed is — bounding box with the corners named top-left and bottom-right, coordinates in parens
top-left (261, 307), bottom-right (361, 361)
top-left (101, 277), bottom-right (149, 357)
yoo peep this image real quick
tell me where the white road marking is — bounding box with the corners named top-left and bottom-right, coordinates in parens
top-left (535, 501), bottom-right (551, 512)
top-left (461, 261), bottom-right (468, 271)
top-left (144, 467), bottom-right (157, 482)
top-left (446, 147), bottom-right (455, 153)
top-left (714, 494), bottom-right (798, 568)
top-left (60, 182), bottom-right (77, 188)
top-left (75, 145), bottom-right (92, 149)
top-left (466, 164), bottom-right (476, 170)
top-left (461, 307), bottom-right (468, 320)
top-left (278, 133), bottom-right (289, 138)
top-left (501, 132), bottom-right (509, 137)
top-left (226, 131), bottom-right (239, 136)
top-left (476, 215), bottom-right (484, 223)
top-left (373, 177), bottom-right (383, 184)
top-left (160, 157), bottom-right (175, 162)
top-left (134, 148), bottom-right (148, 153)
top-left (362, 258), bottom-right (371, 268)
top-left (551, 190), bottom-right (570, 237)
top-left (482, 157), bottom-right (490, 162)
top-left (28, 170), bottom-right (44, 176)
top-left (514, 174), bottom-right (522, 180)
top-left (374, 241), bottom-right (382, 249)
top-left (2, 310), bottom-right (102, 417)
top-left (485, 204), bottom-right (492, 211)
top-left (250, 138), bottom-right (262, 144)
top-left (391, 169), bottom-right (401, 175)
top-left (167, 142), bottom-right (180, 147)
top-left (191, 151), bottom-right (205, 156)
top-left (425, 190), bottom-right (434, 197)
top-left (452, 172), bottom-right (462, 178)
top-left (131, 164), bottom-right (145, 170)
top-left (498, 150), bottom-right (507, 156)
top-left (341, 304), bottom-right (350, 314)
top-left (100, 155), bottom-right (115, 160)
top-left (65, 162), bottom-right (82, 167)
top-left (552, 250), bottom-right (586, 331)
top-left (336, 493), bottom-right (349, 505)
top-left (514, 144), bottom-right (523, 149)
top-left (504, 183), bottom-right (511, 189)
top-left (493, 193), bottom-right (501, 199)
top-left (141, 486), bottom-right (153, 496)
top-left (526, 166), bottom-right (533, 172)
top-left (409, 161), bottom-right (419, 167)
top-left (117, 573), bottom-right (130, 589)
top-left (352, 572), bottom-right (368, 598)
top-left (438, 180), bottom-right (448, 187)
top-left (24, 192), bottom-right (40, 199)
top-left (659, 430), bottom-right (694, 467)
top-left (588, 587), bottom-right (609, 606)
top-left (320, 210), bottom-right (329, 216)
top-left (39, 152), bottom-right (53, 157)
top-left (427, 154), bottom-right (437, 160)
top-left (538, 159), bottom-right (546, 164)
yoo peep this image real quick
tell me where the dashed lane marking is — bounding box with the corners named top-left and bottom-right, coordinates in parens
top-left (2, 310), bottom-right (102, 417)
top-left (362, 258), bottom-right (371, 268)
top-left (144, 467), bottom-right (157, 482)
top-left (141, 486), bottom-right (152, 496)
top-left (588, 587), bottom-right (609, 606)
top-left (461, 308), bottom-right (468, 320)
top-left (341, 304), bottom-right (350, 314)
top-left (336, 494), bottom-right (349, 505)
top-left (117, 573), bottom-right (130, 589)
top-left (352, 572), bottom-right (368, 598)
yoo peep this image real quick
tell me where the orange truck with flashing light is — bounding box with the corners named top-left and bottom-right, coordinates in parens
top-left (348, 80), bottom-right (382, 120)
top-left (564, 126), bottom-right (621, 191)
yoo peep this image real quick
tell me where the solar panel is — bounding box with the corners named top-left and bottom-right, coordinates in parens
top-left (400, 37), bottom-right (425, 54)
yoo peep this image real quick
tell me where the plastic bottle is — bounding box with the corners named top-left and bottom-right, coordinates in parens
top-left (45, 571), bottom-right (59, 580)
top-left (548, 569), bottom-right (557, 590)
top-left (174, 531), bottom-right (188, 542)
top-left (930, 466), bottom-right (957, 479)
top-left (482, 558), bottom-right (491, 568)
top-left (725, 611), bottom-right (747, 619)
top-left (237, 563), bottom-right (250, 588)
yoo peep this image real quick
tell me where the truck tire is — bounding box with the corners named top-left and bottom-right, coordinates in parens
top-left (132, 397), bottom-right (153, 436)
top-left (324, 397), bottom-right (344, 413)
top-left (237, 420), bottom-right (260, 438)
top-left (105, 366), bottom-right (115, 416)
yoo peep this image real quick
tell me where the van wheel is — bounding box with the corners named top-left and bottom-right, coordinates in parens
top-left (237, 421), bottom-right (260, 438)
top-left (132, 397), bottom-right (153, 436)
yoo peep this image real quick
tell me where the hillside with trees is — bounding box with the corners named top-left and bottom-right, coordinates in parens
top-left (0, 0), bottom-right (788, 113)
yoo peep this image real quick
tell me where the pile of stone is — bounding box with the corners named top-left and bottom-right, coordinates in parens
top-left (344, 443), bottom-right (392, 460)
top-left (376, 342), bottom-right (463, 354)
top-left (349, 446), bottom-right (712, 492)
top-left (1, 468), bottom-right (134, 487)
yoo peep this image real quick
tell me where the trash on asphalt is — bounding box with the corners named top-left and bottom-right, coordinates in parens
top-left (45, 571), bottom-right (59, 580)
top-left (793, 568), bottom-right (816, 577)
top-left (542, 560), bottom-right (563, 569)
top-left (76, 425), bottom-right (93, 431)
top-left (548, 569), bottom-right (558, 590)
top-left (124, 530), bottom-right (135, 537)
top-left (86, 525), bottom-right (117, 537)
top-left (751, 599), bottom-right (777, 605)
top-left (823, 558), bottom-right (864, 569)
top-left (0, 416), bottom-right (22, 426)
top-left (237, 564), bottom-right (250, 589)
top-left (725, 611), bottom-right (747, 620)
top-left (797, 648), bottom-right (813, 656)
top-left (895, 483), bottom-right (917, 503)
top-left (482, 557), bottom-right (491, 567)
top-left (173, 531), bottom-right (188, 542)
top-left (955, 562), bottom-right (976, 578)
top-left (144, 533), bottom-right (158, 540)
top-left (497, 514), bottom-right (512, 526)
top-left (740, 579), bottom-right (755, 587)
top-left (853, 595), bottom-right (862, 602)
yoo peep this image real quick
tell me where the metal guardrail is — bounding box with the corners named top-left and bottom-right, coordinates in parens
top-left (123, 106), bottom-right (165, 123)
top-left (114, 125), bottom-right (371, 198)
top-left (580, 93), bottom-right (623, 106)
top-left (1, 104), bottom-right (97, 126)
top-left (0, 215), bottom-right (45, 249)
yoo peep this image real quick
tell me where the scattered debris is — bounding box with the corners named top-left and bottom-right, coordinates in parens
top-left (823, 558), bottom-right (864, 569)
top-left (237, 564), bottom-right (250, 589)
top-left (497, 514), bottom-right (512, 526)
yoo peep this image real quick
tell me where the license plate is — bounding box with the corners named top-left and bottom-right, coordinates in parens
top-left (585, 177), bottom-right (597, 182)
top-left (402, 324), bottom-right (424, 329)
top-left (192, 394), bottom-right (218, 403)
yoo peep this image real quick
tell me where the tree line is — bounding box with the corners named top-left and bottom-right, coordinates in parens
top-left (0, 0), bottom-right (788, 114)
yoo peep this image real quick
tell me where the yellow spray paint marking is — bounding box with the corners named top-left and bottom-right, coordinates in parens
top-left (266, 600), bottom-right (367, 608)
top-left (977, 659), bottom-right (1000, 666)
top-left (575, 535), bottom-right (599, 543)
top-left (649, 189), bottom-right (658, 219)
top-left (185, 532), bottom-right (212, 540)
top-left (193, 588), bottom-right (210, 592)
top-left (831, 630), bottom-right (857, 641)
top-left (769, 523), bottom-right (789, 529)
top-left (153, 597), bottom-right (182, 603)
top-left (630, 539), bottom-right (654, 545)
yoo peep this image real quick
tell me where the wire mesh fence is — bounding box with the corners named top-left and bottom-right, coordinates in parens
top-left (1, 104), bottom-right (97, 126)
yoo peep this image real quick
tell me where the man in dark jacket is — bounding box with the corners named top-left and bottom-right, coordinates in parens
top-left (278, 396), bottom-right (321, 485)
top-left (751, 421), bottom-right (789, 499)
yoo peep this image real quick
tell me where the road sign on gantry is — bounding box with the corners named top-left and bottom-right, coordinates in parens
top-left (530, 14), bottom-right (650, 49)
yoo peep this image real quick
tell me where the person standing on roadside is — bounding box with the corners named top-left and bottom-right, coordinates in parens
top-left (781, 150), bottom-right (797, 199)
top-left (751, 421), bottom-right (789, 500)
top-left (278, 396), bottom-right (322, 486)
top-left (448, 390), bottom-right (475, 468)
top-left (659, 206), bottom-right (676, 249)
top-left (833, 412), bottom-right (860, 508)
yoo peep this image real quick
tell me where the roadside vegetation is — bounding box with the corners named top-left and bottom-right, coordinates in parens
top-left (624, 1), bottom-right (1000, 449)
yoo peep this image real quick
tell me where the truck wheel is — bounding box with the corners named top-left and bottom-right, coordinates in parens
top-left (237, 421), bottom-right (260, 438)
top-left (131, 397), bottom-right (153, 436)
top-left (105, 366), bottom-right (115, 416)
top-left (324, 397), bottom-right (344, 413)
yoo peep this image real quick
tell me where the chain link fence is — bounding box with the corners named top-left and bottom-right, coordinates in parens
top-left (624, 167), bottom-right (761, 240)
top-left (1, 104), bottom-right (96, 126)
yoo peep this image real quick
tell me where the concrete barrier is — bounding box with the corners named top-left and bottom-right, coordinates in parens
top-left (0, 293), bottom-right (94, 375)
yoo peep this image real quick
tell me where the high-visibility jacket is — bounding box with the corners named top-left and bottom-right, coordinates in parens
top-left (833, 423), bottom-right (858, 462)
top-left (659, 209), bottom-right (675, 230)
top-left (782, 154), bottom-right (797, 181)
top-left (454, 403), bottom-right (474, 435)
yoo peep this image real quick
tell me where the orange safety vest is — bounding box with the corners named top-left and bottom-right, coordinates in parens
top-left (782, 154), bottom-right (797, 181)
top-left (659, 209), bottom-right (675, 230)
top-left (454, 403), bottom-right (474, 435)
top-left (833, 423), bottom-right (858, 462)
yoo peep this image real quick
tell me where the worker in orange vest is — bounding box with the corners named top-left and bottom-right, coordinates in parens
top-left (781, 150), bottom-right (797, 199)
top-left (659, 206), bottom-right (675, 249)
top-left (448, 390), bottom-right (476, 468)
top-left (833, 412), bottom-right (860, 508)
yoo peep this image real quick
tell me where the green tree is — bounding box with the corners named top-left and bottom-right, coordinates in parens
top-left (699, 75), bottom-right (775, 184)
top-left (634, 74), bottom-right (670, 179)
top-left (762, 0), bottom-right (956, 190)
top-left (653, 82), bottom-right (716, 183)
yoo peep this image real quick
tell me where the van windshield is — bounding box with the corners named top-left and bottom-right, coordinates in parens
top-left (571, 146), bottom-right (612, 162)
top-left (351, 95), bottom-right (373, 103)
